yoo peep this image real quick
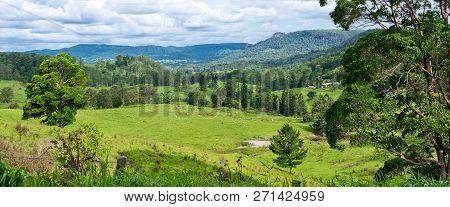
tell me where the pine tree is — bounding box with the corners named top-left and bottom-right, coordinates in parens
top-left (272, 94), bottom-right (280, 112)
top-left (269, 124), bottom-right (307, 174)
top-left (280, 90), bottom-right (290, 116)
top-left (288, 92), bottom-right (298, 116)
top-left (241, 83), bottom-right (249, 109)
top-left (297, 93), bottom-right (307, 117)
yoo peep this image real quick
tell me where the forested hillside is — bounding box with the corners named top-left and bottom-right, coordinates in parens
top-left (0, 53), bottom-right (49, 82)
top-left (199, 30), bottom-right (364, 69)
top-left (28, 43), bottom-right (249, 67)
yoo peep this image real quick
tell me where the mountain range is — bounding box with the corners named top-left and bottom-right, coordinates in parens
top-left (27, 30), bottom-right (366, 68)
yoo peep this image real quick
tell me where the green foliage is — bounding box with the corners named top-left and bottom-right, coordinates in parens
top-left (0, 161), bottom-right (25, 187)
top-left (240, 83), bottom-right (249, 109)
top-left (50, 123), bottom-right (107, 179)
top-left (323, 1), bottom-right (450, 179)
top-left (307, 91), bottom-right (317, 99)
top-left (31, 43), bottom-right (248, 67)
top-left (22, 53), bottom-right (87, 127)
top-left (1, 87), bottom-right (13, 103)
top-left (96, 89), bottom-right (113, 109)
top-left (0, 52), bottom-right (48, 82)
top-left (205, 30), bottom-right (364, 69)
top-left (269, 124), bottom-right (308, 173)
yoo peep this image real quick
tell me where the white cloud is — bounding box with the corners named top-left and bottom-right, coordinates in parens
top-left (0, 0), bottom-right (337, 51)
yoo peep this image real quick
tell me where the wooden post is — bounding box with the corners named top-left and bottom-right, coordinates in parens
top-left (116, 156), bottom-right (127, 170)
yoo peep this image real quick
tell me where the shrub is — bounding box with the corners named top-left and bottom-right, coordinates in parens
top-left (8, 103), bottom-right (19, 109)
top-left (307, 91), bottom-right (317, 99)
top-left (15, 122), bottom-right (29, 136)
top-left (50, 123), bottom-right (107, 179)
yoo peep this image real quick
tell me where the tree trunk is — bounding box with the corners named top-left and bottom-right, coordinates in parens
top-left (448, 128), bottom-right (450, 181)
top-left (434, 135), bottom-right (447, 179)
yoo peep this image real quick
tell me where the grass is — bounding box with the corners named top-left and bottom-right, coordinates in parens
top-left (0, 104), bottom-right (387, 186)
top-left (0, 80), bottom-right (388, 186)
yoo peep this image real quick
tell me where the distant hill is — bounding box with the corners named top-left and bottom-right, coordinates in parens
top-left (198, 30), bottom-right (365, 69)
top-left (26, 30), bottom-right (367, 69)
top-left (28, 43), bottom-right (250, 67)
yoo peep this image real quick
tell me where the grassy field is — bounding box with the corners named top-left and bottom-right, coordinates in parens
top-left (0, 80), bottom-right (27, 109)
top-left (0, 80), bottom-right (388, 186)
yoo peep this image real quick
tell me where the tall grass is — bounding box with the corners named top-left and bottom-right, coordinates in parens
top-left (0, 161), bottom-right (25, 187)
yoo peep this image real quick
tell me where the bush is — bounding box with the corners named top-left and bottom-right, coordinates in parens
top-left (50, 123), bottom-right (107, 179)
top-left (15, 122), bottom-right (29, 136)
top-left (307, 91), bottom-right (317, 99)
top-left (8, 103), bottom-right (19, 109)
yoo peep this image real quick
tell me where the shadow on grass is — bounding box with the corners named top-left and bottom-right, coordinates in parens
top-left (121, 149), bottom-right (266, 187)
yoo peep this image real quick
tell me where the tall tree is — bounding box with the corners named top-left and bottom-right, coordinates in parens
top-left (241, 82), bottom-right (249, 109)
top-left (322, 0), bottom-right (450, 179)
top-left (22, 53), bottom-right (86, 127)
top-left (280, 90), bottom-right (290, 116)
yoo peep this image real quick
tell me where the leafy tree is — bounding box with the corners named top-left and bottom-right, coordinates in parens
top-left (322, 0), bottom-right (450, 179)
top-left (96, 89), bottom-right (113, 109)
top-left (269, 124), bottom-right (308, 173)
top-left (162, 91), bottom-right (173, 104)
top-left (138, 85), bottom-right (155, 104)
top-left (83, 88), bottom-right (97, 108)
top-left (22, 53), bottom-right (86, 127)
top-left (1, 87), bottom-right (13, 103)
top-left (186, 91), bottom-right (199, 106)
top-left (123, 88), bottom-right (139, 106)
top-left (110, 85), bottom-right (124, 108)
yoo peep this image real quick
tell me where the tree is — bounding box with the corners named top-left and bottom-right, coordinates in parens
top-left (96, 89), bottom-right (113, 109)
top-left (23, 53), bottom-right (86, 127)
top-left (186, 91), bottom-right (199, 106)
top-left (264, 92), bottom-right (273, 111)
top-left (83, 88), bottom-right (97, 108)
top-left (223, 74), bottom-right (234, 107)
top-left (211, 91), bottom-right (219, 108)
top-left (241, 83), bottom-right (249, 109)
top-left (272, 94), bottom-right (280, 112)
top-left (269, 124), bottom-right (308, 174)
top-left (123, 88), bottom-right (139, 106)
top-left (322, 0), bottom-right (450, 179)
top-left (1, 87), bottom-right (13, 103)
top-left (280, 90), bottom-right (290, 116)
top-left (297, 93), bottom-right (307, 117)
top-left (110, 85), bottom-right (124, 108)
top-left (288, 92), bottom-right (298, 116)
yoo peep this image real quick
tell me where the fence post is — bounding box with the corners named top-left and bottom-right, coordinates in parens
top-left (116, 156), bottom-right (127, 170)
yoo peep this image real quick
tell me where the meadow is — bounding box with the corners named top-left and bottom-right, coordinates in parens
top-left (0, 81), bottom-right (390, 186)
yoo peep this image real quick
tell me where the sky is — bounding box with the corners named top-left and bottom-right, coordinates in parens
top-left (0, 0), bottom-right (337, 51)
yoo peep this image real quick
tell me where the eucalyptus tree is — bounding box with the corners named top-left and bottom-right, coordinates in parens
top-left (321, 0), bottom-right (450, 179)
